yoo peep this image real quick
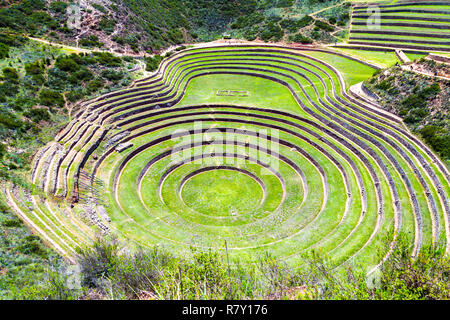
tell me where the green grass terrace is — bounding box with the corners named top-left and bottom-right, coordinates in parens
top-left (348, 1), bottom-right (450, 53)
top-left (3, 44), bottom-right (449, 274)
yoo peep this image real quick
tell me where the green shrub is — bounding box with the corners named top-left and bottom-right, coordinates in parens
top-left (2, 67), bottom-right (19, 81)
top-left (92, 52), bottom-right (122, 67)
top-left (79, 36), bottom-right (103, 48)
top-left (101, 70), bottom-right (124, 81)
top-left (69, 68), bottom-right (94, 84)
top-left (87, 78), bottom-right (104, 93)
top-left (17, 235), bottom-right (49, 258)
top-left (145, 55), bottom-right (163, 72)
top-left (55, 57), bottom-right (79, 72)
top-left (0, 42), bottom-right (9, 59)
top-left (92, 3), bottom-right (107, 13)
top-left (276, 0), bottom-right (293, 7)
top-left (418, 125), bottom-right (450, 160)
top-left (66, 89), bottom-right (84, 102)
top-left (99, 17), bottom-right (116, 34)
top-left (375, 79), bottom-right (391, 91)
top-left (297, 15), bottom-right (313, 28)
top-left (289, 33), bottom-right (313, 44)
top-left (49, 1), bottom-right (68, 14)
top-left (25, 60), bottom-right (44, 75)
top-left (0, 81), bottom-right (19, 97)
top-left (39, 89), bottom-right (64, 107)
top-left (0, 142), bottom-right (6, 158)
top-left (0, 110), bottom-right (22, 129)
top-left (260, 22), bottom-right (284, 42)
top-left (314, 20), bottom-right (334, 32)
top-left (24, 108), bottom-right (51, 122)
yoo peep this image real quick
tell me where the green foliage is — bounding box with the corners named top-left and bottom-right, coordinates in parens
top-left (79, 35), bottom-right (104, 48)
top-left (55, 57), bottom-right (79, 72)
top-left (2, 67), bottom-right (19, 81)
top-left (92, 3), bottom-right (107, 14)
top-left (101, 70), bottom-right (124, 82)
top-left (288, 33), bottom-right (313, 44)
top-left (65, 89), bottom-right (84, 103)
top-left (25, 60), bottom-right (44, 75)
top-left (92, 52), bottom-right (122, 67)
top-left (418, 125), bottom-right (450, 160)
top-left (366, 65), bottom-right (448, 161)
top-left (0, 33), bottom-right (27, 47)
top-left (145, 55), bottom-right (163, 72)
top-left (0, 109), bottom-right (22, 129)
top-left (0, 0), bottom-right (57, 35)
top-left (260, 22), bottom-right (284, 42)
top-left (24, 107), bottom-right (50, 122)
top-left (231, 12), bottom-right (265, 29)
top-left (68, 68), bottom-right (94, 85)
top-left (276, 0), bottom-right (294, 8)
top-left (0, 80), bottom-right (19, 97)
top-left (99, 16), bottom-right (116, 34)
top-left (0, 42), bottom-right (9, 59)
top-left (314, 20), bottom-right (334, 32)
top-left (86, 78), bottom-right (104, 93)
top-left (39, 89), bottom-right (64, 108)
top-left (30, 234), bottom-right (450, 300)
top-left (49, 1), bottom-right (68, 14)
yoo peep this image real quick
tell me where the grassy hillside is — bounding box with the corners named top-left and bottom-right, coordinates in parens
top-left (0, 32), bottom-right (143, 298)
top-left (0, 0), bottom-right (350, 54)
top-left (364, 58), bottom-right (450, 165)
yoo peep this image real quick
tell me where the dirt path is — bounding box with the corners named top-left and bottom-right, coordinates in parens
top-left (310, 1), bottom-right (344, 16)
top-left (401, 64), bottom-right (449, 80)
top-left (28, 36), bottom-right (144, 57)
top-left (29, 37), bottom-right (92, 53)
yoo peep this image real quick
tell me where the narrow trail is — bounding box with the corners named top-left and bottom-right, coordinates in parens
top-left (28, 37), bottom-right (92, 53)
top-left (28, 36), bottom-right (144, 57)
top-left (310, 1), bottom-right (344, 16)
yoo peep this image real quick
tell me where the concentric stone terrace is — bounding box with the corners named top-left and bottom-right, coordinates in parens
top-left (349, 1), bottom-right (450, 52)
top-left (6, 45), bottom-right (449, 271)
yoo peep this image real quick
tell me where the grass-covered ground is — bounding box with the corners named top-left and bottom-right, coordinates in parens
top-left (349, 1), bottom-right (450, 52)
top-left (6, 44), bottom-right (448, 288)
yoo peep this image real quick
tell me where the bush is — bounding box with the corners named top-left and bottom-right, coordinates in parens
top-left (25, 61), bottom-right (44, 75)
top-left (39, 89), bottom-right (64, 107)
top-left (79, 36), bottom-right (103, 48)
top-left (289, 33), bottom-right (313, 44)
top-left (101, 70), bottom-right (124, 81)
top-left (2, 67), bottom-right (19, 81)
top-left (0, 142), bottom-right (6, 158)
top-left (87, 78), bottom-right (104, 93)
top-left (298, 15), bottom-right (313, 28)
top-left (314, 20), bottom-right (334, 32)
top-left (145, 55), bottom-right (163, 72)
top-left (49, 1), bottom-right (68, 14)
top-left (99, 17), bottom-right (116, 34)
top-left (0, 110), bottom-right (22, 129)
top-left (0, 42), bottom-right (9, 59)
top-left (24, 108), bottom-right (51, 122)
top-left (260, 22), bottom-right (284, 42)
top-left (0, 81), bottom-right (19, 97)
top-left (68, 68), bottom-right (94, 84)
top-left (92, 52), bottom-right (122, 67)
top-left (55, 57), bottom-right (79, 72)
top-left (418, 125), bottom-right (450, 160)
top-left (66, 89), bottom-right (84, 102)
top-left (280, 19), bottom-right (302, 33)
top-left (276, 0), bottom-right (293, 7)
top-left (17, 235), bottom-right (48, 258)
